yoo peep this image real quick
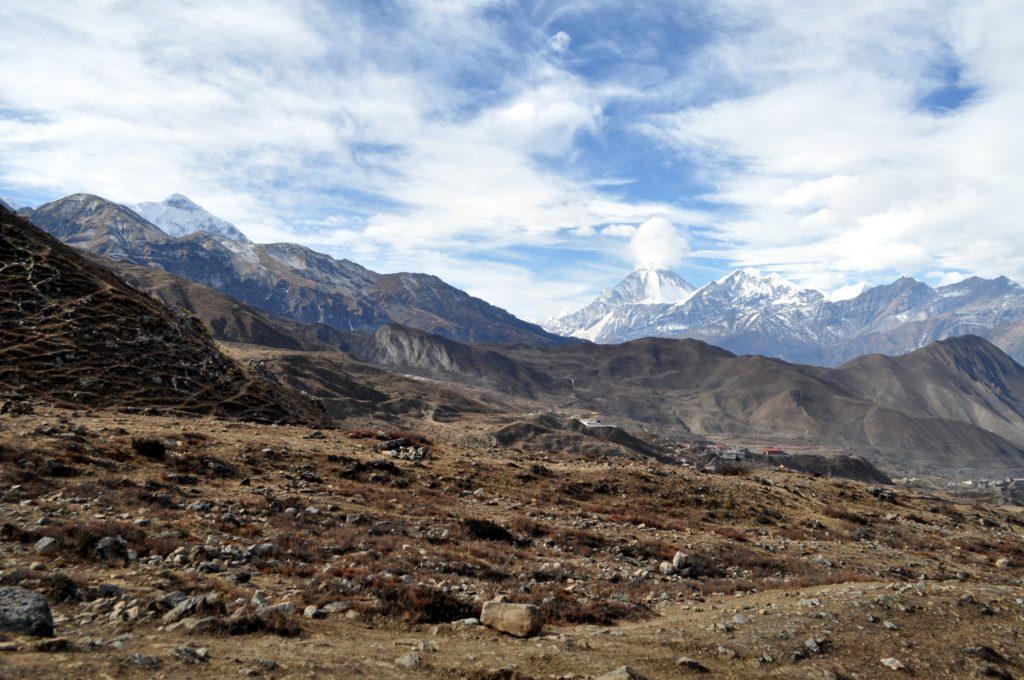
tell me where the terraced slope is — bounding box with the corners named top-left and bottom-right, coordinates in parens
top-left (0, 205), bottom-right (326, 424)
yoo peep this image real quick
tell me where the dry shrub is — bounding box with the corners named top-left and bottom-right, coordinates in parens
top-left (463, 518), bottom-right (522, 545)
top-left (359, 575), bottom-right (476, 623)
top-left (172, 452), bottom-right (236, 478)
top-left (824, 506), bottom-right (870, 526)
top-left (0, 570), bottom-right (85, 602)
top-left (712, 526), bottom-right (750, 542)
top-left (224, 606), bottom-right (302, 637)
top-left (508, 586), bottom-right (644, 625)
top-left (131, 437), bottom-right (166, 461)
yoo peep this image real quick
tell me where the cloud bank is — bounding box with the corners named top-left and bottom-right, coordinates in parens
top-left (1, 1), bottom-right (1023, 317)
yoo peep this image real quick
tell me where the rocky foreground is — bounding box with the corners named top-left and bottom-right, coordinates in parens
top-left (1, 404), bottom-right (1023, 678)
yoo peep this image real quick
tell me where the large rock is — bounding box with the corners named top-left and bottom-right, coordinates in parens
top-left (0, 587), bottom-right (54, 637)
top-left (480, 600), bottom-right (544, 638)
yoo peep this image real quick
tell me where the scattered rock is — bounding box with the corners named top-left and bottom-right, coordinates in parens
top-left (125, 653), bottom-right (163, 669)
top-left (95, 535), bottom-right (129, 564)
top-left (0, 587), bottom-right (54, 637)
top-left (162, 592), bottom-right (225, 624)
top-left (880, 657), bottom-right (905, 671)
top-left (395, 651), bottom-right (422, 669)
top-left (172, 644), bottom-right (210, 665)
top-left (675, 656), bottom-right (710, 672)
top-left (33, 536), bottom-right (59, 555)
top-left (596, 667), bottom-right (650, 680)
top-left (480, 600), bottom-right (544, 638)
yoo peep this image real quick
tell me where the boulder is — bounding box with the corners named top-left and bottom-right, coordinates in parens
top-left (0, 587), bottom-right (54, 637)
top-left (480, 600), bottom-right (544, 638)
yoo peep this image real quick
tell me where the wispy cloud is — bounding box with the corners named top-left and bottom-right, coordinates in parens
top-left (638, 1), bottom-right (1024, 292)
top-left (2, 1), bottom-right (1023, 316)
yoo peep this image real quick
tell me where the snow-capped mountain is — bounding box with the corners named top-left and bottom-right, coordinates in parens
top-left (132, 194), bottom-right (251, 243)
top-left (30, 193), bottom-right (569, 346)
top-left (546, 266), bottom-right (695, 340)
top-left (545, 267), bottom-right (1024, 365)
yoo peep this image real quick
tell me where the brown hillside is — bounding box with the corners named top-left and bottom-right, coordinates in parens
top-left (0, 205), bottom-right (325, 425)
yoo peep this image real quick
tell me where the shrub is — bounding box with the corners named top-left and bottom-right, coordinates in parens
top-left (360, 575), bottom-right (476, 624)
top-left (131, 438), bottom-right (166, 461)
top-left (463, 518), bottom-right (520, 544)
top-left (224, 606), bottom-right (302, 637)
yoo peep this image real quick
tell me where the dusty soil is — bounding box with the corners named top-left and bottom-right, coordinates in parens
top-left (1, 405), bottom-right (1023, 679)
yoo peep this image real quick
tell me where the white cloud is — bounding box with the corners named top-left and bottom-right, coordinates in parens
top-left (602, 223), bottom-right (637, 238)
top-left (827, 281), bottom-right (871, 302)
top-left (0, 1), bottom-right (687, 290)
top-left (934, 270), bottom-right (968, 286)
top-left (627, 217), bottom-right (690, 269)
top-left (639, 0), bottom-right (1024, 288)
top-left (547, 31), bottom-right (572, 54)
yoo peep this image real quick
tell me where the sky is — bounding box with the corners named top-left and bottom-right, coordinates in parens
top-left (1, 1), bottom-right (1023, 320)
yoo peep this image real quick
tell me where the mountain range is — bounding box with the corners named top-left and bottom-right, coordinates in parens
top-left (85, 249), bottom-right (1024, 476)
top-left (24, 193), bottom-right (568, 346)
top-left (8, 194), bottom-right (1024, 477)
top-left (18, 190), bottom-right (1024, 371)
top-left (547, 266), bottom-right (1024, 366)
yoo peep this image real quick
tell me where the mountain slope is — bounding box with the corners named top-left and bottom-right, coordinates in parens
top-left (833, 335), bottom-right (1024, 446)
top-left (132, 194), bottom-right (251, 242)
top-left (78, 246), bottom-right (1024, 476)
top-left (327, 326), bottom-right (1024, 475)
top-left (0, 204), bottom-right (325, 424)
top-left (27, 193), bottom-right (170, 258)
top-left (95, 256), bottom-right (340, 352)
top-left (31, 193), bottom-right (568, 346)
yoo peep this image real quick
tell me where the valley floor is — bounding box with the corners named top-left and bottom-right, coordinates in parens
top-left (1, 405), bottom-right (1023, 679)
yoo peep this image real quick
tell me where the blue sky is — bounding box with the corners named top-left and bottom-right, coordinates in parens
top-left (2, 1), bottom-right (1023, 319)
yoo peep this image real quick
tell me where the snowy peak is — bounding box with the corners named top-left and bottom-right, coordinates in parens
top-left (701, 268), bottom-right (823, 307)
top-left (600, 266), bottom-right (697, 306)
top-left (132, 194), bottom-right (251, 243)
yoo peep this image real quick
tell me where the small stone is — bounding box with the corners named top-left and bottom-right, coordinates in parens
top-left (596, 667), bottom-right (650, 680)
top-left (303, 605), bottom-right (324, 619)
top-left (881, 657), bottom-right (905, 670)
top-left (95, 535), bottom-right (129, 564)
top-left (33, 536), bottom-right (59, 555)
top-left (172, 644), bottom-right (210, 665)
top-left (395, 652), bottom-right (421, 669)
top-left (676, 656), bottom-right (710, 672)
top-left (125, 653), bottom-right (163, 669)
